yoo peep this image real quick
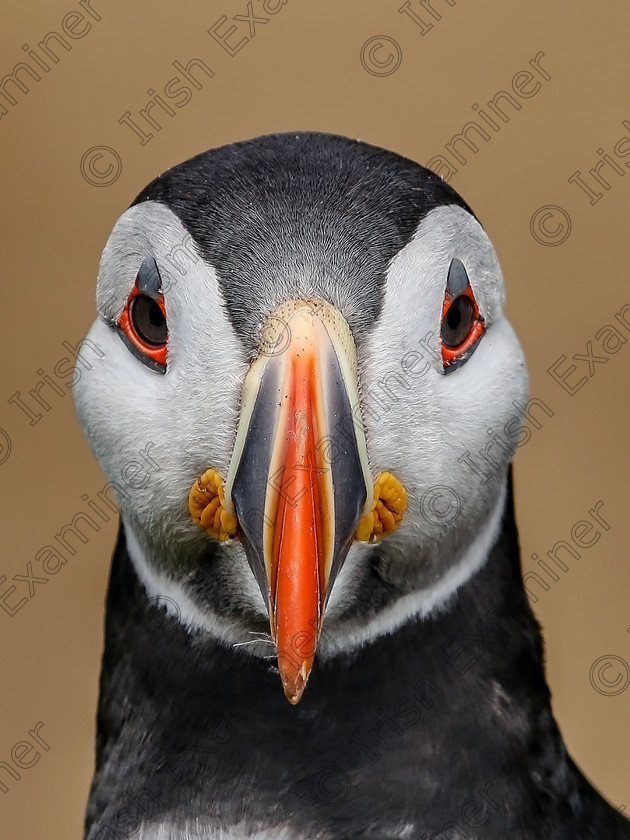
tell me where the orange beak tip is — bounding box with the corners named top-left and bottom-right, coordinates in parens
top-left (281, 660), bottom-right (312, 705)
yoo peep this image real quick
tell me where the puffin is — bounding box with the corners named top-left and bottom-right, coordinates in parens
top-left (73, 132), bottom-right (629, 839)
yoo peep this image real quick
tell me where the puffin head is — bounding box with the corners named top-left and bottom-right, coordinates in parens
top-left (74, 132), bottom-right (528, 703)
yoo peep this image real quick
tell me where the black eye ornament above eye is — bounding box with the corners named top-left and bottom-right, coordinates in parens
top-left (440, 259), bottom-right (485, 373)
top-left (116, 257), bottom-right (168, 373)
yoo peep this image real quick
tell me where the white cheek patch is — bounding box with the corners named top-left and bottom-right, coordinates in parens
top-left (315, 206), bottom-right (529, 651)
top-left (359, 204), bottom-right (523, 486)
top-left (74, 202), bottom-right (248, 548)
top-left (360, 205), bottom-right (504, 399)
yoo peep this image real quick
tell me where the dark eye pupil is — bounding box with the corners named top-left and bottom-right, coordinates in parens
top-left (446, 304), bottom-right (462, 331)
top-left (441, 295), bottom-right (474, 348)
top-left (130, 295), bottom-right (167, 346)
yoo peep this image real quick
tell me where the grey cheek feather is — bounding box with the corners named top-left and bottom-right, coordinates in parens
top-left (132, 823), bottom-right (313, 839)
top-left (95, 203), bottom-right (196, 324)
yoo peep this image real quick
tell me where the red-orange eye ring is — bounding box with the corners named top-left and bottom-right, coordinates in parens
top-left (116, 258), bottom-right (168, 373)
top-left (440, 259), bottom-right (485, 371)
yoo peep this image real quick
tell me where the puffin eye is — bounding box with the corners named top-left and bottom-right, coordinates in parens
top-left (130, 295), bottom-right (167, 347)
top-left (440, 259), bottom-right (485, 372)
top-left (441, 295), bottom-right (475, 348)
top-left (116, 257), bottom-right (168, 373)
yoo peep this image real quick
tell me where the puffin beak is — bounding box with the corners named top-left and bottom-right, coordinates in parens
top-left (224, 300), bottom-right (373, 703)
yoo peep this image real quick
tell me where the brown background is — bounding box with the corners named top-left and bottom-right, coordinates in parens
top-left (1, 1), bottom-right (629, 837)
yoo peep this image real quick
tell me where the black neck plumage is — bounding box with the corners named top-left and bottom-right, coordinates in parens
top-left (84, 473), bottom-right (629, 839)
